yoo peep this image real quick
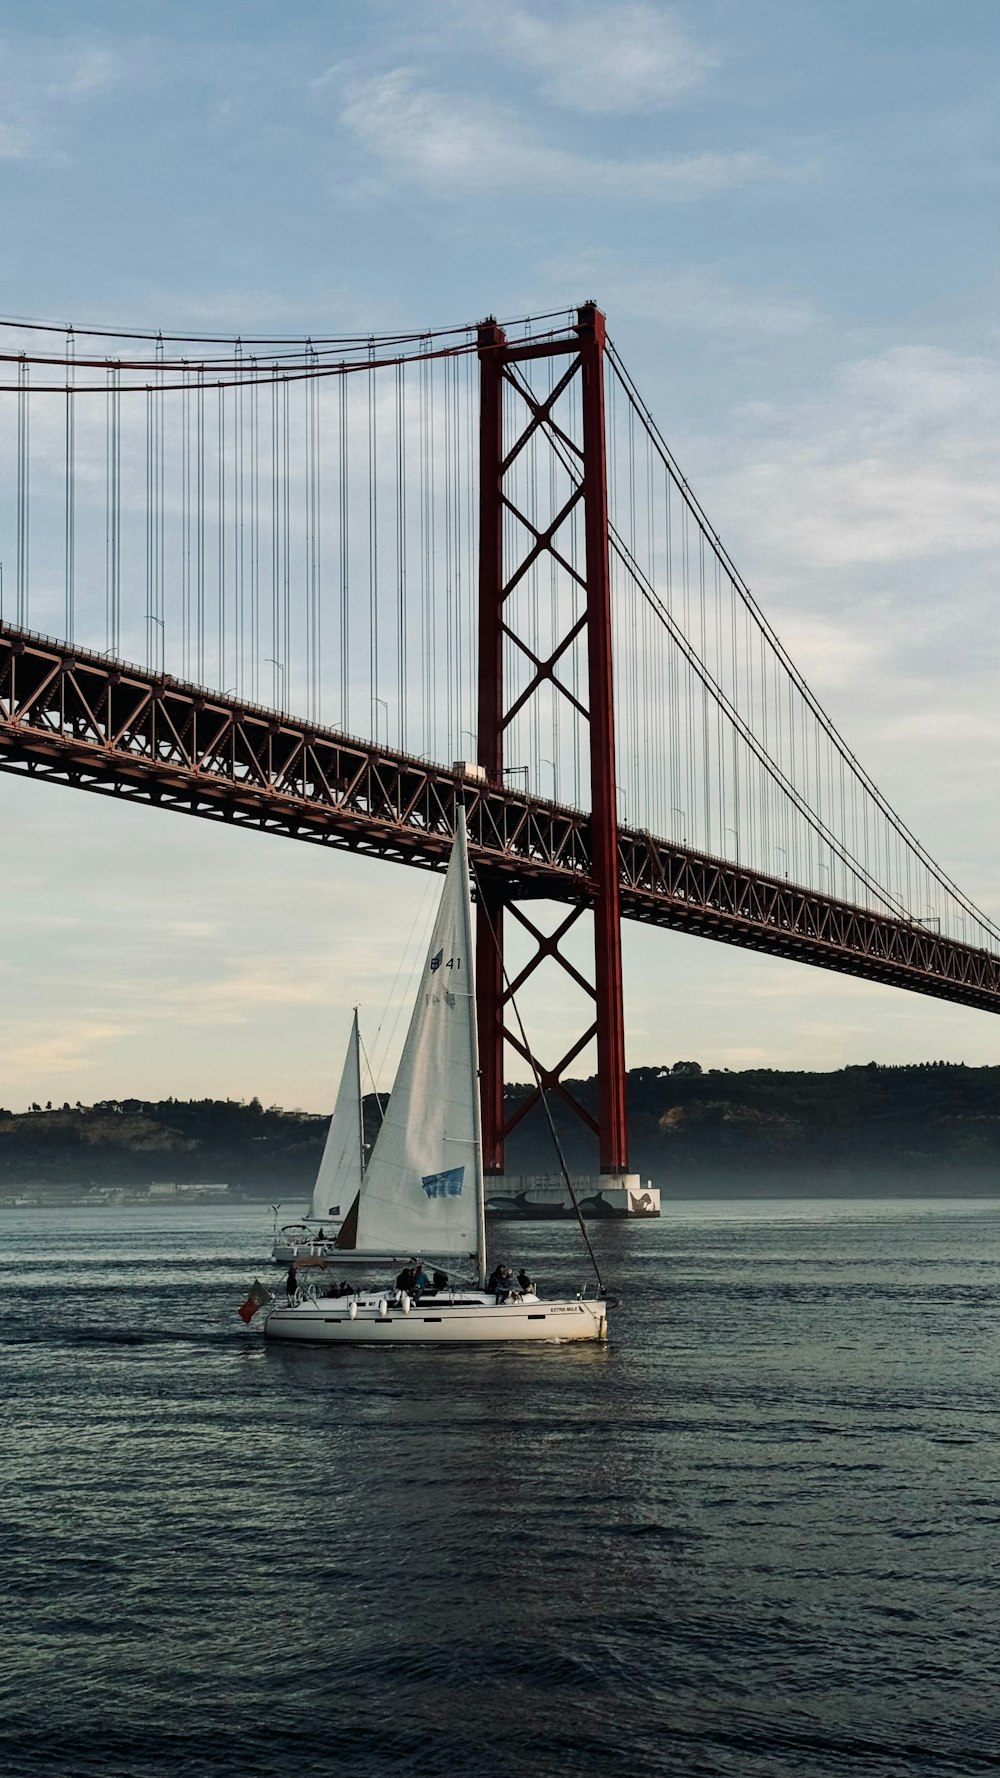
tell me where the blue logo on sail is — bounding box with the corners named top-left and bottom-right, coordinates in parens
top-left (421, 1165), bottom-right (465, 1199)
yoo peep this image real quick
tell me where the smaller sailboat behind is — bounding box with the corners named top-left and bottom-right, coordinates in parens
top-left (270, 1009), bottom-right (365, 1266)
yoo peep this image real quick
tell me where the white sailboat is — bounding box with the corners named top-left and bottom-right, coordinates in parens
top-left (263, 808), bottom-right (609, 1345)
top-left (270, 1009), bottom-right (365, 1266)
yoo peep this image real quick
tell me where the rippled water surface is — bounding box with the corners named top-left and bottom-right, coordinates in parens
top-left (3, 1198), bottom-right (1000, 1777)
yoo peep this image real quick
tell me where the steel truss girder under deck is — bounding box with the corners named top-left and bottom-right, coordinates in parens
top-left (2, 621), bottom-right (1000, 1017)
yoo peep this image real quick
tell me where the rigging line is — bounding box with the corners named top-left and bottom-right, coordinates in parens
top-left (470, 859), bottom-right (604, 1297)
top-left (370, 873), bottom-right (440, 1088)
top-left (604, 344), bottom-right (999, 940)
top-left (356, 1021), bottom-right (385, 1134)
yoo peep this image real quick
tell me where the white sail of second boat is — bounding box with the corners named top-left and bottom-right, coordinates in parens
top-left (309, 1008), bottom-right (364, 1222)
top-left (339, 815), bottom-right (483, 1269)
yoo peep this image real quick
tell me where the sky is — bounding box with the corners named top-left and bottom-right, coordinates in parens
top-left (0, 0), bottom-right (998, 1110)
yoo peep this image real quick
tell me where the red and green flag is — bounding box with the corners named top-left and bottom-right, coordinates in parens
top-left (237, 1279), bottom-right (273, 1324)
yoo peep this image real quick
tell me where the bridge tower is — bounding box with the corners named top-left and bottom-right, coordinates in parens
top-left (476, 302), bottom-right (628, 1178)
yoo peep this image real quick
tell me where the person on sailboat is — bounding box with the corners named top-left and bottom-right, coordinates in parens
top-left (517, 1268), bottom-right (535, 1296)
top-left (487, 1262), bottom-right (513, 1301)
top-left (285, 1263), bottom-right (299, 1303)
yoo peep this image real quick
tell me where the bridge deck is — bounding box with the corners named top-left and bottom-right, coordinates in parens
top-left (3, 622), bottom-right (999, 1015)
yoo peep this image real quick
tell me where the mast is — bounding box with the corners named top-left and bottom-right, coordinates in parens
top-left (352, 1007), bottom-right (365, 1179)
top-left (457, 803), bottom-right (488, 1288)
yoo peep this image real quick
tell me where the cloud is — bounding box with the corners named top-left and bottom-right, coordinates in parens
top-left (340, 68), bottom-right (774, 201)
top-left (493, 2), bottom-right (712, 114)
top-left (0, 1019), bottom-right (137, 1084)
top-left (0, 118), bottom-right (31, 158)
top-left (708, 345), bottom-right (1000, 574)
top-left (0, 36), bottom-right (121, 166)
top-left (51, 44), bottom-right (120, 99)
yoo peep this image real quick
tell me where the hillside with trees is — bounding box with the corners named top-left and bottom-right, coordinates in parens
top-left (2, 1061), bottom-right (999, 1198)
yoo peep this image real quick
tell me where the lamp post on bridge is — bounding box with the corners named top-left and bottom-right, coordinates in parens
top-left (144, 611), bottom-right (164, 675)
top-left (374, 696), bottom-right (389, 748)
top-left (265, 657), bottom-right (285, 711)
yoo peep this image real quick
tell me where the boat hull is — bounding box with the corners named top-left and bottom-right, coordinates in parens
top-left (263, 1294), bottom-right (607, 1345)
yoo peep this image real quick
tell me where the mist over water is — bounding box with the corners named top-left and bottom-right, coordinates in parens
top-left (2, 1199), bottom-right (999, 1777)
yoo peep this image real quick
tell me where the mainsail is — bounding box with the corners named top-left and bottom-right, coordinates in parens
top-left (309, 1009), bottom-right (364, 1221)
top-left (342, 811), bottom-right (483, 1263)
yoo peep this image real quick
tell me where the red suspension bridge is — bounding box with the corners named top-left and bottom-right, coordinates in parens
top-left (0, 303), bottom-right (997, 1175)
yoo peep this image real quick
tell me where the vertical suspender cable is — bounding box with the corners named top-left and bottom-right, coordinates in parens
top-left (368, 339), bottom-right (378, 743)
top-left (395, 359), bottom-right (406, 749)
top-left (338, 368), bottom-right (349, 728)
top-left (282, 376), bottom-right (291, 693)
top-left (196, 366), bottom-right (205, 685)
top-left (235, 340), bottom-right (245, 697)
top-left (181, 363), bottom-right (191, 677)
top-left (218, 381), bottom-right (226, 689)
top-left (270, 370), bottom-right (280, 707)
top-left (100, 360), bottom-right (119, 657)
top-left (17, 357), bottom-right (29, 626)
top-left (243, 360), bottom-right (252, 700)
top-left (64, 329), bottom-right (75, 642)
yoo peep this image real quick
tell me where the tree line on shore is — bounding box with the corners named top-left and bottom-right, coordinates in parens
top-left (1, 1059), bottom-right (999, 1192)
